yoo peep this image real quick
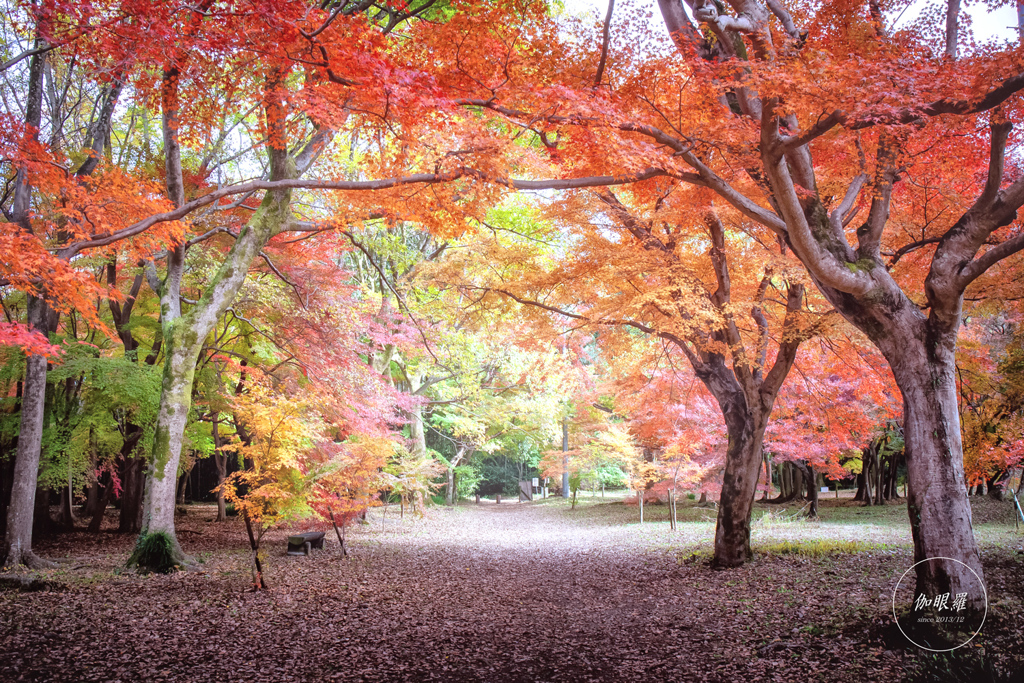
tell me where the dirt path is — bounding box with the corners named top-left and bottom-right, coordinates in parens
top-left (1, 499), bottom-right (1022, 682)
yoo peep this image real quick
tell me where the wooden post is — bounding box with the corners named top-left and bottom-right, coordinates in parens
top-left (561, 417), bottom-right (569, 498)
top-left (669, 489), bottom-right (676, 531)
top-left (496, 494), bottom-right (501, 504)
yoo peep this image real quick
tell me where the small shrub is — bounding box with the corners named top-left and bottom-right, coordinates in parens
top-left (686, 493), bottom-right (696, 500)
top-left (126, 532), bottom-right (179, 574)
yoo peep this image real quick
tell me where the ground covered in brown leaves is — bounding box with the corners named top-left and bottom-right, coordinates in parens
top-left (2, 494), bottom-right (1023, 682)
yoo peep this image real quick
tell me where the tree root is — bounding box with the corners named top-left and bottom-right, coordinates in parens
top-left (2, 549), bottom-right (57, 571)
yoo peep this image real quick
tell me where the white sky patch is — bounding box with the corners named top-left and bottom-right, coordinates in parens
top-left (560, 0), bottom-right (1018, 47)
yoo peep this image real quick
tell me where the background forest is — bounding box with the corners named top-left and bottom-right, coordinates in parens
top-left (1, 0), bottom-right (1024, 670)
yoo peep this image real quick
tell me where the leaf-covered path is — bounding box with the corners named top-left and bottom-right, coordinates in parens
top-left (2, 497), bottom-right (1023, 682)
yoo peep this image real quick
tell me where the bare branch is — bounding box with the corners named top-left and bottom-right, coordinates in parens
top-left (594, 0), bottom-right (615, 87)
top-left (829, 173), bottom-right (866, 238)
top-left (887, 237), bottom-right (942, 268)
top-left (856, 134), bottom-right (898, 260)
top-left (761, 282), bottom-right (805, 397)
top-left (959, 232), bottom-right (1024, 286)
top-left (258, 251), bottom-right (304, 304)
top-left (765, 0), bottom-right (800, 40)
top-left (979, 117), bottom-right (1012, 208)
top-left (0, 44), bottom-right (53, 74)
top-left (781, 111), bottom-right (845, 151)
top-left (751, 269), bottom-right (772, 378)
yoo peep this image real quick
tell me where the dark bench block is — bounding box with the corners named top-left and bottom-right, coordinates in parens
top-left (286, 531), bottom-right (326, 556)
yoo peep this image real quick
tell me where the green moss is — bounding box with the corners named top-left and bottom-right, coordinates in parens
top-left (845, 258), bottom-right (878, 273)
top-left (126, 532), bottom-right (180, 574)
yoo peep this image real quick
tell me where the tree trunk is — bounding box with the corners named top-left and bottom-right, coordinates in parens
top-left (212, 411), bottom-right (228, 522)
top-left (58, 487), bottom-right (76, 531)
top-left (987, 472), bottom-right (1005, 500)
top-left (32, 484), bottom-right (53, 540)
top-left (242, 511), bottom-right (266, 590)
top-left (140, 323), bottom-right (202, 565)
top-left (885, 450), bottom-right (901, 499)
top-left (3, 297), bottom-right (56, 569)
top-left (446, 467), bottom-right (456, 506)
top-left (0, 453), bottom-right (15, 540)
top-left (862, 449), bottom-right (875, 507)
top-left (84, 473), bottom-right (100, 519)
top-left (408, 372), bottom-right (428, 459)
top-left (138, 69), bottom-right (295, 565)
top-left (713, 406), bottom-right (769, 567)
top-left (330, 510), bottom-right (347, 558)
top-left (888, 347), bottom-right (985, 610)
top-left (873, 447), bottom-right (885, 506)
top-left (88, 473), bottom-right (117, 533)
top-left (214, 449), bottom-right (228, 522)
top-left (760, 452), bottom-right (771, 501)
top-left (799, 463), bottom-right (818, 518)
top-left (119, 454), bottom-right (145, 533)
top-left (140, 186), bottom-right (293, 561)
top-left (176, 466), bottom-right (189, 505)
top-left (773, 462), bottom-right (800, 503)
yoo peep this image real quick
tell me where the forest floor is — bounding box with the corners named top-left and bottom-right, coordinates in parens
top-left (1, 493), bottom-right (1023, 683)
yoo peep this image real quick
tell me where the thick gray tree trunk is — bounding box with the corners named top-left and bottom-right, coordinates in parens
top-left (140, 182), bottom-right (294, 562)
top-left (2, 35), bottom-right (55, 569)
top-left (137, 66), bottom-right (296, 564)
top-left (884, 331), bottom-right (983, 605)
top-left (712, 402), bottom-right (768, 566)
top-left (3, 297), bottom-right (55, 569)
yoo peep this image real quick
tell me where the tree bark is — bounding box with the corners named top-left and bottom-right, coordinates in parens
top-left (669, 489), bottom-right (677, 530)
top-left (140, 71), bottom-right (296, 563)
top-left (987, 473), bottom-right (1005, 501)
top-left (773, 462), bottom-right (800, 503)
top-left (713, 402), bottom-right (769, 566)
top-left (3, 297), bottom-right (56, 569)
top-left (2, 27), bottom-right (54, 570)
top-left (242, 511), bottom-right (266, 590)
top-left (212, 415), bottom-right (228, 522)
top-left (894, 360), bottom-right (984, 607)
top-left (33, 484), bottom-right (53, 540)
top-left (88, 472), bottom-right (117, 533)
top-left (446, 467), bottom-right (456, 506)
top-left (58, 487), bottom-right (76, 531)
top-left (119, 452), bottom-right (145, 533)
top-left (796, 462), bottom-right (818, 518)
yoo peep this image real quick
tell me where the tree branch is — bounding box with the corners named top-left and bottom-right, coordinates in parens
top-left (594, 0), bottom-right (615, 87)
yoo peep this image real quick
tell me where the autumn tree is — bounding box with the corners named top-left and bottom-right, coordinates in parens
top-left (436, 0), bottom-right (1024, 605)
top-left (433, 188), bottom-right (828, 565)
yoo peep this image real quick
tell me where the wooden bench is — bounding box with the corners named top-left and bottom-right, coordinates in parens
top-left (286, 531), bottom-right (326, 556)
